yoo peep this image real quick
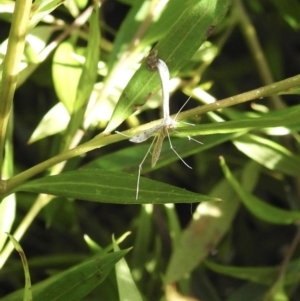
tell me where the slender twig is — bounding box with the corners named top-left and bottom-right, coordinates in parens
top-left (2, 73), bottom-right (300, 196)
top-left (126, 73), bottom-right (300, 137)
top-left (263, 225), bottom-right (300, 301)
top-left (236, 0), bottom-right (285, 109)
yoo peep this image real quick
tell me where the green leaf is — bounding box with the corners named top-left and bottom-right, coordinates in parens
top-left (86, 132), bottom-right (241, 172)
top-left (75, 0), bottom-right (89, 10)
top-left (205, 259), bottom-right (300, 286)
top-left (16, 169), bottom-right (219, 204)
top-left (106, 0), bottom-right (148, 71)
top-left (30, 0), bottom-right (65, 29)
top-left (108, 0), bottom-right (206, 70)
top-left (0, 195), bottom-right (15, 251)
top-left (226, 283), bottom-right (267, 301)
top-left (0, 106), bottom-right (15, 252)
top-left (165, 180), bottom-right (238, 283)
top-left (233, 134), bottom-right (300, 177)
top-left (130, 205), bottom-right (153, 271)
top-left (6, 234), bottom-right (32, 301)
top-left (175, 104), bottom-right (300, 136)
top-left (164, 203), bottom-right (182, 250)
top-left (52, 41), bottom-right (82, 114)
top-left (63, 3), bottom-right (100, 146)
top-left (271, 0), bottom-right (300, 30)
top-left (113, 238), bottom-right (143, 301)
top-left (18, 26), bottom-right (55, 85)
top-left (220, 157), bottom-right (300, 224)
top-left (105, 0), bottom-right (233, 132)
top-left (165, 161), bottom-right (260, 283)
top-left (28, 103), bottom-right (70, 143)
top-left (72, 4), bottom-right (100, 115)
top-left (1, 250), bottom-right (128, 301)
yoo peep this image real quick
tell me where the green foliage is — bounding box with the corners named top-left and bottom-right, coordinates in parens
top-left (0, 0), bottom-right (300, 300)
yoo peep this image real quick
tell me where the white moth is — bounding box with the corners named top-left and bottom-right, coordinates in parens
top-left (130, 57), bottom-right (202, 199)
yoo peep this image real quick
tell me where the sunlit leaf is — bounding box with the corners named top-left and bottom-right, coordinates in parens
top-left (16, 169), bottom-right (219, 204)
top-left (52, 41), bottom-right (82, 113)
top-left (165, 182), bottom-right (236, 283)
top-left (29, 102), bottom-right (70, 143)
top-left (233, 134), bottom-right (300, 177)
top-left (113, 237), bottom-right (143, 301)
top-left (165, 161), bottom-right (260, 283)
top-left (0, 195), bottom-right (15, 251)
top-left (63, 3), bottom-right (100, 146)
top-left (105, 0), bottom-right (233, 132)
top-left (30, 0), bottom-right (64, 29)
top-left (130, 205), bottom-right (153, 273)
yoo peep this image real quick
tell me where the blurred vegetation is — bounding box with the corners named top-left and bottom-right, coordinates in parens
top-left (0, 0), bottom-right (300, 300)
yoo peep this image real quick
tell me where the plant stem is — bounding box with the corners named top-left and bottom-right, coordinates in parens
top-left (0, 0), bottom-right (32, 173)
top-left (178, 73), bottom-right (300, 121)
top-left (3, 133), bottom-right (122, 196)
top-left (3, 74), bottom-right (300, 196)
top-left (236, 0), bottom-right (285, 109)
top-left (263, 225), bottom-right (300, 301)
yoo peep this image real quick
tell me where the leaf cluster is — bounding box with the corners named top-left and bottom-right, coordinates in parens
top-left (0, 0), bottom-right (300, 300)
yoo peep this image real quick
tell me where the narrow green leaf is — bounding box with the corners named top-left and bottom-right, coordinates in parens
top-left (226, 283), bottom-right (267, 301)
top-left (63, 3), bottom-right (100, 146)
top-left (0, 196), bottom-right (15, 251)
top-left (108, 0), bottom-right (200, 70)
top-left (28, 103), bottom-right (70, 143)
top-left (16, 169), bottom-right (219, 204)
top-left (107, 0), bottom-right (147, 70)
top-left (164, 203), bottom-right (182, 250)
top-left (271, 0), bottom-right (300, 30)
top-left (0, 124), bottom-right (16, 251)
top-left (220, 157), bottom-right (300, 224)
top-left (73, 4), bottom-right (100, 114)
top-left (142, 0), bottom-right (198, 45)
top-left (1, 250), bottom-right (128, 301)
top-left (6, 234), bottom-right (32, 301)
top-left (265, 281), bottom-right (288, 301)
top-left (165, 161), bottom-right (259, 283)
top-left (165, 179), bottom-right (239, 283)
top-left (30, 0), bottom-right (65, 29)
top-left (205, 259), bottom-right (300, 286)
top-left (175, 104), bottom-right (300, 136)
top-left (113, 238), bottom-right (143, 301)
top-left (18, 26), bottom-right (55, 86)
top-left (86, 132), bottom-right (241, 172)
top-left (131, 205), bottom-right (153, 270)
top-left (52, 41), bottom-right (82, 113)
top-left (233, 134), bottom-right (300, 177)
top-left (105, 0), bottom-right (233, 132)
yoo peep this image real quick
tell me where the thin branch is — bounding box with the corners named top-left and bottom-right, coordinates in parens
top-left (236, 0), bottom-right (285, 109)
